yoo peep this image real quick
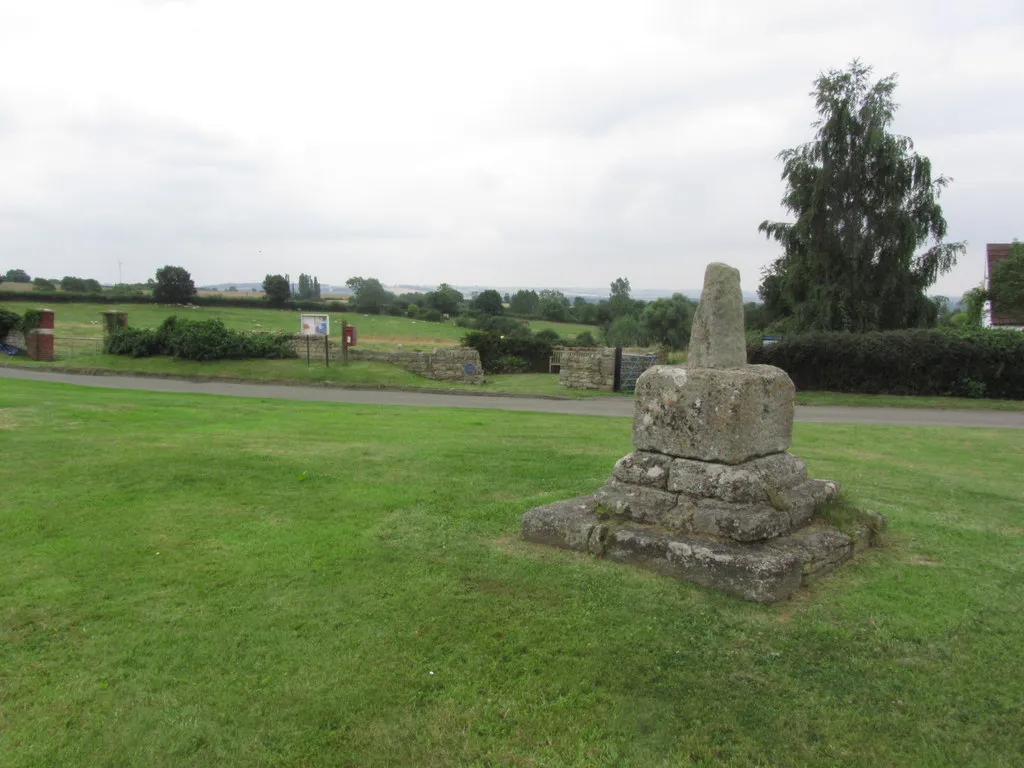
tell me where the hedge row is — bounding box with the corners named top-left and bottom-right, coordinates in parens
top-left (0, 289), bottom-right (349, 312)
top-left (461, 331), bottom-right (554, 373)
top-left (748, 329), bottom-right (1024, 399)
top-left (104, 317), bottom-right (296, 361)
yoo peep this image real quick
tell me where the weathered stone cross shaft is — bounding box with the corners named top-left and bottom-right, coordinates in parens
top-left (521, 263), bottom-right (884, 603)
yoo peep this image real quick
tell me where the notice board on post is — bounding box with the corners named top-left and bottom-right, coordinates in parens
top-left (300, 314), bottom-right (329, 336)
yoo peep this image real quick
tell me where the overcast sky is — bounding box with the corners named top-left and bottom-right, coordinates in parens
top-left (1, 0), bottom-right (1021, 295)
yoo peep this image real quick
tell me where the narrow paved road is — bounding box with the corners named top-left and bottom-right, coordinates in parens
top-left (3, 367), bottom-right (1023, 429)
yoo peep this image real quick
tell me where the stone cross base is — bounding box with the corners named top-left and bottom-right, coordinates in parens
top-left (522, 495), bottom-right (884, 603)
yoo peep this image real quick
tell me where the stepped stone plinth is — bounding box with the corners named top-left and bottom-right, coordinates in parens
top-left (521, 263), bottom-right (885, 603)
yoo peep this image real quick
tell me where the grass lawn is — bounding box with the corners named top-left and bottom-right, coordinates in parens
top-left (795, 390), bottom-right (1024, 412)
top-left (2, 380), bottom-right (1022, 766)
top-left (0, 356), bottom-right (621, 399)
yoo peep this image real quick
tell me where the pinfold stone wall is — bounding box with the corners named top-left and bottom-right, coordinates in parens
top-left (289, 336), bottom-right (483, 384)
top-left (2, 329), bottom-right (26, 349)
top-left (558, 348), bottom-right (616, 390)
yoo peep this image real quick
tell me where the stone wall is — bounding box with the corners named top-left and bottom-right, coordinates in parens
top-left (2, 329), bottom-right (26, 350)
top-left (558, 348), bottom-right (616, 390)
top-left (289, 336), bottom-right (483, 384)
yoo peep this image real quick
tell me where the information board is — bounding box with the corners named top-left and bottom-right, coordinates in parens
top-left (300, 314), bottom-right (329, 336)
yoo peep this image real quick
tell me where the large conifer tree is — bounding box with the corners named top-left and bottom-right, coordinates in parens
top-left (758, 61), bottom-right (965, 332)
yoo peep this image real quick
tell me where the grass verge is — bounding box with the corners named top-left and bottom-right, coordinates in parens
top-left (795, 390), bottom-right (1024, 411)
top-left (1, 380), bottom-right (1023, 766)
top-left (0, 355), bottom-right (623, 399)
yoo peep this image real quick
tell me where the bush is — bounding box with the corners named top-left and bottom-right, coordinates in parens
top-left (0, 309), bottom-right (43, 338)
top-left (534, 329), bottom-right (563, 345)
top-left (104, 316), bottom-right (295, 361)
top-left (748, 328), bottom-right (1024, 399)
top-left (572, 331), bottom-right (598, 347)
top-left (494, 355), bottom-right (530, 374)
top-left (421, 308), bottom-right (443, 323)
top-left (461, 330), bottom-right (553, 373)
top-left (0, 309), bottom-right (20, 338)
top-left (103, 327), bottom-right (162, 358)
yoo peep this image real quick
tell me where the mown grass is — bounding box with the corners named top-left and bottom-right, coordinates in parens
top-left (1, 380), bottom-right (1022, 767)
top-left (794, 390), bottom-right (1024, 411)
top-left (0, 356), bottom-right (621, 399)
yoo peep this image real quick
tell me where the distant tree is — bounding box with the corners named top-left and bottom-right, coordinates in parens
top-left (4, 268), bottom-right (30, 283)
top-left (605, 315), bottom-right (649, 347)
top-left (640, 294), bottom-right (696, 350)
top-left (758, 60), bottom-right (965, 332)
top-left (346, 276), bottom-right (394, 314)
top-left (313, 277), bottom-right (321, 300)
top-left (948, 285), bottom-right (987, 328)
top-left (608, 277), bottom-right (637, 319)
top-left (426, 283), bottom-right (464, 316)
top-left (572, 296), bottom-right (598, 325)
top-left (262, 274), bottom-right (291, 305)
top-left (743, 302), bottom-right (770, 331)
top-left (538, 289), bottom-right (571, 322)
top-left (227, 285), bottom-right (238, 292)
top-left (32, 277), bottom-right (56, 291)
top-left (989, 242), bottom-right (1024, 320)
top-left (508, 289), bottom-right (540, 315)
top-left (58, 276), bottom-right (102, 293)
top-left (503, 292), bottom-right (510, 303)
top-left (153, 266), bottom-right (197, 304)
top-left (471, 289), bottom-right (504, 316)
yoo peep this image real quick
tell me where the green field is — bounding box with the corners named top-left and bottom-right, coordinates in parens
top-left (0, 301), bottom-right (599, 352)
top-left (2, 380), bottom-right (1022, 766)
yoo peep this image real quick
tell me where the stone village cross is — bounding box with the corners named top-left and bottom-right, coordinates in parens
top-left (521, 263), bottom-right (885, 602)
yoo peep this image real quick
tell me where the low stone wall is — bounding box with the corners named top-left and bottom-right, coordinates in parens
top-left (558, 348), bottom-right (616, 390)
top-left (2, 329), bottom-right (26, 350)
top-left (290, 336), bottom-right (483, 384)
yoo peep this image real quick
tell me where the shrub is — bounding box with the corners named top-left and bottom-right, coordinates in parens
top-left (572, 331), bottom-right (598, 347)
top-left (748, 328), bottom-right (1024, 399)
top-left (534, 329), bottom-right (562, 345)
top-left (19, 309), bottom-right (42, 333)
top-left (103, 327), bottom-right (162, 357)
top-left (0, 309), bottom-right (20, 338)
top-left (461, 330), bottom-right (553, 373)
top-left (421, 308), bottom-right (443, 323)
top-left (494, 355), bottom-right (530, 374)
top-left (104, 316), bottom-right (295, 361)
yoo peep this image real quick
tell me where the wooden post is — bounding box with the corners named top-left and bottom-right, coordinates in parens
top-left (325, 334), bottom-right (330, 368)
top-left (341, 320), bottom-right (349, 366)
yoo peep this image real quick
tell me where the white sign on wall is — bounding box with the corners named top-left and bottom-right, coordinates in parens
top-left (300, 314), bottom-right (329, 336)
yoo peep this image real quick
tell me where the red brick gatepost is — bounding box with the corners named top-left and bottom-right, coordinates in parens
top-left (27, 308), bottom-right (55, 362)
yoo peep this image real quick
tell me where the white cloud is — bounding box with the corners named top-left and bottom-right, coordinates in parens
top-left (0, 0), bottom-right (1021, 295)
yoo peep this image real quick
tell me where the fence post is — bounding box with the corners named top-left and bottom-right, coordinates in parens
top-left (613, 346), bottom-right (623, 392)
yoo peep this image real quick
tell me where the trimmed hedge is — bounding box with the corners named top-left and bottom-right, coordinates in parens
top-left (748, 329), bottom-right (1024, 399)
top-left (0, 289), bottom-right (349, 312)
top-left (461, 330), bottom-right (553, 373)
top-left (104, 317), bottom-right (296, 361)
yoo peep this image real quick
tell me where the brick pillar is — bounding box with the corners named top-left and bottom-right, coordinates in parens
top-left (28, 308), bottom-right (55, 362)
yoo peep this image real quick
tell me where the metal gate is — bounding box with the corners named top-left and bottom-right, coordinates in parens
top-left (615, 350), bottom-right (658, 393)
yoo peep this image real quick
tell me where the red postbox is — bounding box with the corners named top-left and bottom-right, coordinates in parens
top-left (343, 326), bottom-right (357, 347)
